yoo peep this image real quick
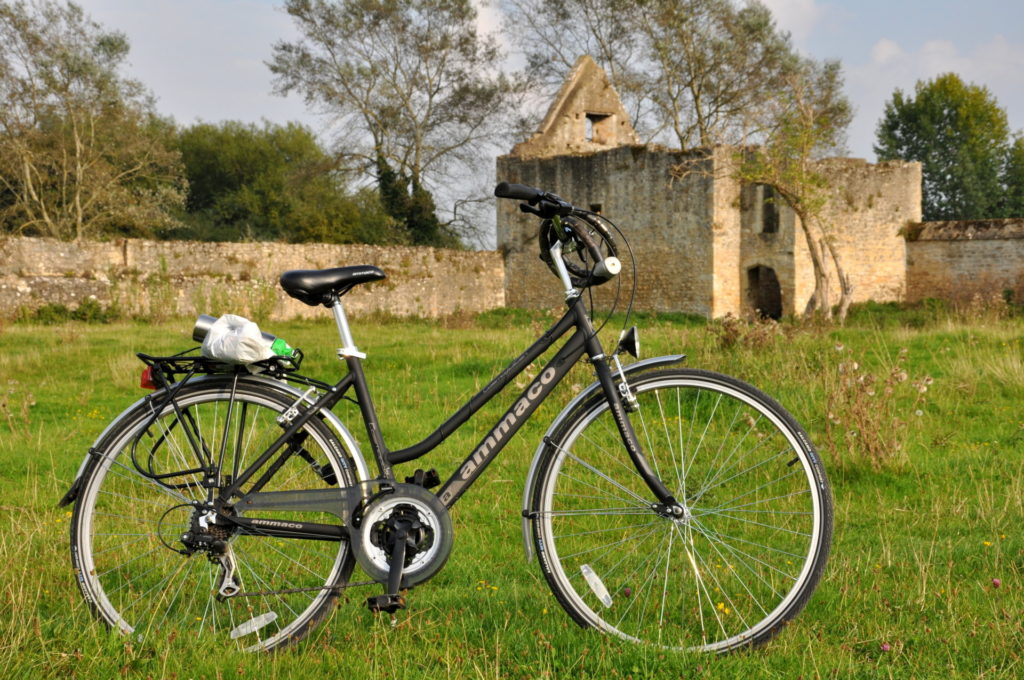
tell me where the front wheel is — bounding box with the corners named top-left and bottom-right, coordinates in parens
top-left (531, 369), bottom-right (832, 652)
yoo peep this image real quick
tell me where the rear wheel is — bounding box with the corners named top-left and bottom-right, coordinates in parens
top-left (532, 369), bottom-right (832, 652)
top-left (71, 379), bottom-right (357, 651)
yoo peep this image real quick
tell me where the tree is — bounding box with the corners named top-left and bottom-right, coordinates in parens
top-left (1001, 136), bottom-right (1024, 218)
top-left (875, 73), bottom-right (1012, 221)
top-left (734, 58), bottom-right (855, 320)
top-left (501, 0), bottom-right (801, 149)
top-left (499, 0), bottom-right (649, 128)
top-left (175, 120), bottom-right (398, 244)
top-left (0, 0), bottom-right (184, 240)
top-left (269, 0), bottom-right (521, 246)
top-left (373, 154), bottom-right (456, 247)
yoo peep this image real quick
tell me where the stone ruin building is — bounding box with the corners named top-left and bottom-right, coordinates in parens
top-left (497, 56), bottom-right (1024, 318)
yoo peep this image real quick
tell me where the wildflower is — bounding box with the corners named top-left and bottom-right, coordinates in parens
top-left (834, 343), bottom-right (845, 352)
top-left (880, 642), bottom-right (891, 652)
top-left (983, 541), bottom-right (992, 547)
top-left (992, 578), bottom-right (1002, 588)
top-left (914, 410), bottom-right (923, 417)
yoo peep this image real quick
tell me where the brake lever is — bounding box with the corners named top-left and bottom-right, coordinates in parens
top-left (519, 199), bottom-right (573, 220)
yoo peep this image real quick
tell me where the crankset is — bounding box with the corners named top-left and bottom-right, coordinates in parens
top-left (350, 483), bottom-right (453, 611)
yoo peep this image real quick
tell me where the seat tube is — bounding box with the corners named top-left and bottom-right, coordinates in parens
top-left (326, 297), bottom-right (393, 479)
top-left (330, 297), bottom-right (365, 359)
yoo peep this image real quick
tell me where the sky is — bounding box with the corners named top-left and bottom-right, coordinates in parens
top-left (72, 0), bottom-right (1024, 167)
top-left (761, 0), bottom-right (1024, 159)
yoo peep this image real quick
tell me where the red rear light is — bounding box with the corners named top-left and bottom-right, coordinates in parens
top-left (140, 366), bottom-right (157, 390)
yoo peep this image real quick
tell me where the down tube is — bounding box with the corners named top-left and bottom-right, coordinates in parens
top-left (437, 333), bottom-right (587, 508)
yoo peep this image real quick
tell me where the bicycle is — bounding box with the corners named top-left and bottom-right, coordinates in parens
top-left (61, 182), bottom-right (833, 653)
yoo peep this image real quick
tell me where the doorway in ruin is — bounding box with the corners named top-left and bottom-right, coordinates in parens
top-left (747, 265), bottom-right (783, 319)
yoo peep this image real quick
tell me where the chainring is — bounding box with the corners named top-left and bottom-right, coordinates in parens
top-left (351, 483), bottom-right (454, 587)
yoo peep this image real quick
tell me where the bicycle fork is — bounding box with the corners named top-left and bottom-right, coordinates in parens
top-left (584, 332), bottom-right (684, 516)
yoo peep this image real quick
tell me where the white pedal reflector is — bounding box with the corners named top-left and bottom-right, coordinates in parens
top-left (580, 564), bottom-right (613, 608)
top-left (230, 611), bottom-right (278, 639)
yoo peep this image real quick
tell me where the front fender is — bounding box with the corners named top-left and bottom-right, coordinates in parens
top-left (58, 375), bottom-right (371, 507)
top-left (519, 354), bottom-right (686, 561)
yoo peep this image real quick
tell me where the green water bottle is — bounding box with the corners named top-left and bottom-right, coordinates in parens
top-left (270, 337), bottom-right (295, 357)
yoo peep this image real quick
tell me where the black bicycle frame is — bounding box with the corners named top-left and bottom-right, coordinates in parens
top-left (215, 296), bottom-right (677, 540)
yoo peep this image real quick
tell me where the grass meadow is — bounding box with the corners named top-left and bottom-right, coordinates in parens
top-left (1, 304), bottom-right (1022, 679)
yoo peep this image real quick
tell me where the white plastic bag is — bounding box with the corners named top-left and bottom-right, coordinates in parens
top-left (200, 314), bottom-right (274, 364)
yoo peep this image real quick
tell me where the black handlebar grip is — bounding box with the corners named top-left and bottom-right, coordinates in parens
top-left (494, 182), bottom-right (544, 203)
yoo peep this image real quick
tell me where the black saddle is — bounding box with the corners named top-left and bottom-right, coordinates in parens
top-left (279, 266), bottom-right (386, 307)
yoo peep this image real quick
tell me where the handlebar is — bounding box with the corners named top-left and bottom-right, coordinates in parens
top-left (494, 182), bottom-right (543, 202)
top-left (494, 181), bottom-right (573, 219)
top-left (494, 182), bottom-right (621, 289)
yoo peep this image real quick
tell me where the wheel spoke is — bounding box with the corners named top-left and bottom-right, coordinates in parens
top-left (72, 382), bottom-right (355, 652)
top-left (535, 370), bottom-right (830, 652)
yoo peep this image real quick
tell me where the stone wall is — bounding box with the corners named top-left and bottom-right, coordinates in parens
top-left (806, 158), bottom-right (921, 310)
top-left (0, 237), bottom-right (505, 320)
top-left (497, 145), bottom-right (716, 315)
top-left (497, 146), bottom-right (923, 319)
top-left (905, 219), bottom-right (1024, 303)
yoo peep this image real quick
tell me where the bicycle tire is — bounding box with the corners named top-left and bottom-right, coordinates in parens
top-left (70, 378), bottom-right (357, 652)
top-left (531, 368), bottom-right (832, 652)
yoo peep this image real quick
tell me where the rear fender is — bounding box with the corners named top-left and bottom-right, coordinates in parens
top-left (58, 375), bottom-right (370, 507)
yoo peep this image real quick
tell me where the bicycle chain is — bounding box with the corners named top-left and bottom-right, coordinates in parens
top-left (230, 580), bottom-right (377, 598)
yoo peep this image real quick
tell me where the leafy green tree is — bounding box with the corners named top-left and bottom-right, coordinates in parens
top-left (270, 0), bottom-right (521, 247)
top-left (0, 0), bottom-right (184, 240)
top-left (373, 154), bottom-right (457, 247)
top-left (175, 120), bottom-right (397, 244)
top-left (1002, 136), bottom-right (1024, 218)
top-left (875, 73), bottom-right (1011, 221)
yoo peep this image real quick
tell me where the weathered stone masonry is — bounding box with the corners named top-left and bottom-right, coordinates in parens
top-left (497, 53), bottom-right (1024, 318)
top-left (0, 237), bottom-right (505, 320)
top-left (906, 219), bottom-right (1024, 303)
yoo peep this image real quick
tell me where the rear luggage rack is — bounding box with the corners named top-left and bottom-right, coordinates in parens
top-left (137, 347), bottom-right (305, 388)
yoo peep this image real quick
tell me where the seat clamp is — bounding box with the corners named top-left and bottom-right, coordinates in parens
top-left (337, 347), bottom-right (367, 360)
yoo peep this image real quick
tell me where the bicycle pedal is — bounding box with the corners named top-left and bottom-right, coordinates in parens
top-left (367, 593), bottom-right (406, 614)
top-left (404, 468), bottom-right (440, 489)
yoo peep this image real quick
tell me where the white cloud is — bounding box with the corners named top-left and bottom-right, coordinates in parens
top-left (73, 0), bottom-right (318, 129)
top-left (759, 0), bottom-right (826, 44)
top-left (845, 34), bottom-right (1024, 159)
top-left (870, 38), bottom-right (903, 65)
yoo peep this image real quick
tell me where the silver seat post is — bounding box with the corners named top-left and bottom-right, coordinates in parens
top-left (330, 297), bottom-right (366, 359)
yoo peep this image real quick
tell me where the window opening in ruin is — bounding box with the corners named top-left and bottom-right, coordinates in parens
top-left (747, 265), bottom-right (783, 320)
top-left (585, 113), bottom-right (611, 144)
top-left (589, 203), bottom-right (603, 214)
top-left (761, 185), bottom-right (779, 234)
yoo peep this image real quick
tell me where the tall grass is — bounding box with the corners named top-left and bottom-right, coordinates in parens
top-left (0, 307), bottom-right (1022, 678)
